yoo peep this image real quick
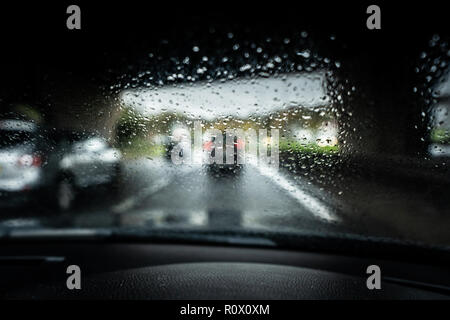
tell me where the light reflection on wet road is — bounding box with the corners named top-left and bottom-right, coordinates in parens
top-left (3, 156), bottom-right (449, 247)
top-left (0, 157), bottom-right (346, 233)
top-left (104, 158), bottom-right (344, 233)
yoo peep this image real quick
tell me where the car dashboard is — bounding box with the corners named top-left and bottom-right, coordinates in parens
top-left (1, 242), bottom-right (449, 299)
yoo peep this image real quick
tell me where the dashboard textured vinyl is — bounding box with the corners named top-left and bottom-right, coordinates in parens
top-left (0, 243), bottom-right (449, 299)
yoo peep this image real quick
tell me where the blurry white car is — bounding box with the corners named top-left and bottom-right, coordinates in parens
top-left (0, 121), bottom-right (122, 211)
top-left (0, 120), bottom-right (43, 206)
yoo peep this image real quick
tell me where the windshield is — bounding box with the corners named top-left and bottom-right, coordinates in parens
top-left (0, 131), bottom-right (33, 148)
top-left (0, 3), bottom-right (449, 253)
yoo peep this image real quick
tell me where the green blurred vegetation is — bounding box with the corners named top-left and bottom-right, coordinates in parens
top-left (115, 107), bottom-right (167, 159)
top-left (115, 108), bottom-right (149, 143)
top-left (115, 104), bottom-right (340, 159)
top-left (430, 128), bottom-right (450, 144)
top-left (14, 105), bottom-right (42, 123)
top-left (0, 104), bottom-right (43, 123)
top-left (279, 139), bottom-right (339, 154)
top-left (119, 136), bottom-right (166, 159)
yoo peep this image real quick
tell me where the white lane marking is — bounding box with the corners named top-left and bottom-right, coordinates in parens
top-left (112, 160), bottom-right (201, 214)
top-left (113, 156), bottom-right (338, 223)
top-left (252, 163), bottom-right (339, 222)
top-left (111, 176), bottom-right (172, 213)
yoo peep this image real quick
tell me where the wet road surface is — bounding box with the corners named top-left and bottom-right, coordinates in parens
top-left (1, 157), bottom-right (449, 246)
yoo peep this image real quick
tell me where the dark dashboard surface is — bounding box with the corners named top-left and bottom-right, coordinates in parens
top-left (1, 242), bottom-right (449, 299)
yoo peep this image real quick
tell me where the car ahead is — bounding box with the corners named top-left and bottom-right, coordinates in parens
top-left (165, 126), bottom-right (190, 163)
top-left (0, 121), bottom-right (122, 212)
top-left (203, 134), bottom-right (244, 176)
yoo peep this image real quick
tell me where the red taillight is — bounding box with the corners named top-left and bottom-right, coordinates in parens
top-left (32, 155), bottom-right (42, 167)
top-left (203, 141), bottom-right (214, 151)
top-left (17, 154), bottom-right (42, 167)
top-left (235, 139), bottom-right (244, 150)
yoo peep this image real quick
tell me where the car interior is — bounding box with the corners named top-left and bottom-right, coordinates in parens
top-left (0, 1), bottom-right (449, 302)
